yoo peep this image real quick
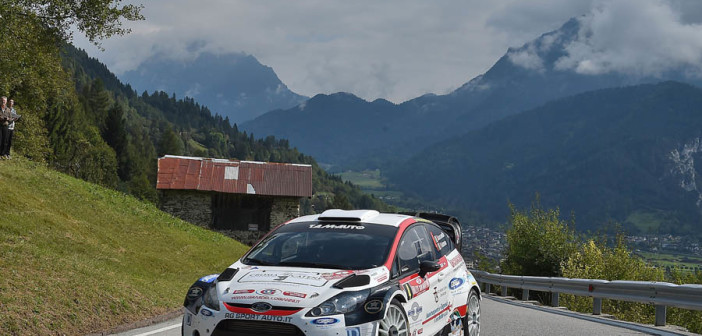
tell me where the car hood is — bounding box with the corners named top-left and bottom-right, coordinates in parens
top-left (217, 263), bottom-right (390, 307)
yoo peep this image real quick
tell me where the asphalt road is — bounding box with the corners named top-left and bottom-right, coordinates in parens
top-left (110, 295), bottom-right (694, 336)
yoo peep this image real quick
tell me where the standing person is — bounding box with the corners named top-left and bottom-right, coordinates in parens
top-left (0, 96), bottom-right (9, 159)
top-left (4, 99), bottom-right (18, 159)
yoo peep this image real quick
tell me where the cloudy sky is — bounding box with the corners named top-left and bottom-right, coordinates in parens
top-left (74, 0), bottom-right (702, 103)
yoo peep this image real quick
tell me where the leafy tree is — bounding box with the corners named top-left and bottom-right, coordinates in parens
top-left (331, 194), bottom-right (352, 210)
top-left (2, 1), bottom-right (143, 45)
top-left (668, 270), bottom-right (702, 333)
top-left (103, 104), bottom-right (128, 179)
top-left (158, 128), bottom-right (184, 156)
top-left (12, 104), bottom-right (50, 161)
top-left (561, 236), bottom-right (665, 327)
top-left (501, 199), bottom-right (577, 277)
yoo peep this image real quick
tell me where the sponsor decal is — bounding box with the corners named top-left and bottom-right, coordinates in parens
top-left (346, 327), bottom-right (361, 336)
top-left (431, 232), bottom-right (448, 250)
top-left (239, 270), bottom-right (328, 287)
top-left (200, 308), bottom-right (214, 317)
top-left (185, 313), bottom-right (192, 326)
top-left (224, 312), bottom-right (293, 323)
top-left (407, 302), bottom-right (423, 322)
top-left (251, 302), bottom-right (273, 313)
top-left (449, 309), bottom-right (463, 334)
top-left (411, 328), bottom-right (424, 336)
top-left (230, 295), bottom-right (301, 304)
top-left (433, 287), bottom-right (439, 303)
top-left (402, 277), bottom-right (430, 299)
top-left (258, 289), bottom-right (277, 295)
top-left (424, 302), bottom-right (450, 320)
top-left (322, 270), bottom-right (355, 280)
top-left (448, 254), bottom-right (464, 268)
top-left (467, 273), bottom-right (477, 286)
top-left (231, 289), bottom-right (256, 295)
top-left (309, 224), bottom-right (365, 230)
top-left (364, 300), bottom-right (384, 314)
top-left (432, 312), bottom-right (448, 324)
top-left (312, 317), bottom-right (340, 325)
top-left (371, 286), bottom-right (391, 295)
top-left (283, 291), bottom-right (307, 298)
top-left (198, 274), bottom-right (219, 283)
top-left (375, 274), bottom-right (389, 283)
top-left (310, 292), bottom-right (320, 298)
top-left (186, 287), bottom-right (203, 300)
top-left (449, 278), bottom-right (465, 291)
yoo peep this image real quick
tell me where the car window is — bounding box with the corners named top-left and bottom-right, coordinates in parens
top-left (397, 226), bottom-right (436, 275)
top-left (242, 221), bottom-right (396, 270)
top-left (424, 224), bottom-right (455, 257)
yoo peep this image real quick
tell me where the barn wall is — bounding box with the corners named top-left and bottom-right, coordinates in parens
top-left (159, 190), bottom-right (212, 227)
top-left (271, 197), bottom-right (301, 227)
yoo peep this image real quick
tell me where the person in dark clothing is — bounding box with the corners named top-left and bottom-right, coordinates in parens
top-left (0, 96), bottom-right (9, 159)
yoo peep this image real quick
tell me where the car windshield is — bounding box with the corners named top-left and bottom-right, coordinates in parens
top-left (242, 221), bottom-right (397, 270)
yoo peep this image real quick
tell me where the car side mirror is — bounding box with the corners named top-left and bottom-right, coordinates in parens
top-left (418, 260), bottom-right (441, 278)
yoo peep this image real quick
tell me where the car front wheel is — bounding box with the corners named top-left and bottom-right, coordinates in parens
top-left (464, 289), bottom-right (480, 336)
top-left (378, 299), bottom-right (409, 336)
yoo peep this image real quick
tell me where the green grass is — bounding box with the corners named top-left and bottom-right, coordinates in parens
top-left (188, 139), bottom-right (208, 153)
top-left (338, 169), bottom-right (385, 190)
top-left (0, 158), bottom-right (249, 335)
top-left (624, 210), bottom-right (680, 233)
top-left (636, 251), bottom-right (702, 272)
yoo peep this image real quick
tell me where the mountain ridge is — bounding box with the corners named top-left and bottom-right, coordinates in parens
top-left (121, 52), bottom-right (308, 123)
top-left (242, 17), bottom-right (702, 170)
top-left (388, 81), bottom-right (702, 234)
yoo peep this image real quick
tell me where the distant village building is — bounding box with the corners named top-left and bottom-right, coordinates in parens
top-left (156, 155), bottom-right (313, 237)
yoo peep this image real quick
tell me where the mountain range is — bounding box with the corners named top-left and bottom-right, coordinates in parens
top-left (389, 81), bottom-right (702, 233)
top-left (241, 18), bottom-right (702, 170)
top-left (121, 52), bottom-right (307, 124)
top-left (115, 16), bottom-right (702, 234)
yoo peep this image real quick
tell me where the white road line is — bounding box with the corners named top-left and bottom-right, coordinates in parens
top-left (133, 322), bottom-right (181, 336)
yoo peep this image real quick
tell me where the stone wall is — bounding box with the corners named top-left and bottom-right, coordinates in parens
top-left (159, 190), bottom-right (212, 228)
top-left (271, 197), bottom-right (301, 227)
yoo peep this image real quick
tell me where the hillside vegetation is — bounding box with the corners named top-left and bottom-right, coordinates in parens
top-left (389, 82), bottom-right (702, 234)
top-left (0, 158), bottom-right (249, 335)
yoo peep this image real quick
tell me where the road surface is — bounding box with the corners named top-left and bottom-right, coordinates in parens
top-left (110, 295), bottom-right (694, 336)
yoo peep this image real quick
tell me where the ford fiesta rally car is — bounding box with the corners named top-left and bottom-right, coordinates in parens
top-left (183, 210), bottom-right (481, 336)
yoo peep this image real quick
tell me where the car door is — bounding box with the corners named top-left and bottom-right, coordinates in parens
top-left (424, 223), bottom-right (468, 332)
top-left (395, 225), bottom-right (444, 336)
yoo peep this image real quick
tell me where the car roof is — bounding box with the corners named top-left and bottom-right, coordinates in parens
top-left (288, 209), bottom-right (417, 227)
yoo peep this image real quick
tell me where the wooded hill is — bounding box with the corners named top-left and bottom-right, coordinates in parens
top-left (59, 45), bottom-right (393, 213)
top-left (388, 82), bottom-right (702, 235)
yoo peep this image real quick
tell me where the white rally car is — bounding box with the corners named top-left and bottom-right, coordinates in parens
top-left (182, 210), bottom-right (480, 336)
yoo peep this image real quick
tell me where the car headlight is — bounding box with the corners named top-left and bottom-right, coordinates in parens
top-left (306, 290), bottom-right (369, 317)
top-left (203, 284), bottom-right (220, 311)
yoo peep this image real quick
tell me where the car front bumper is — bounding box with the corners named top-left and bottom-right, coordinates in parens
top-left (182, 307), bottom-right (379, 336)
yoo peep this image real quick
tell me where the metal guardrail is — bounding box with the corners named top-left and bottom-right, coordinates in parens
top-left (470, 270), bottom-right (702, 326)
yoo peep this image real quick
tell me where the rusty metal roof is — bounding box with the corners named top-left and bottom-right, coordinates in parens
top-left (156, 155), bottom-right (313, 197)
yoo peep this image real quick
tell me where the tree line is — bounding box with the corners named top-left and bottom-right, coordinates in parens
top-left (493, 198), bottom-right (702, 333)
top-left (1, 0), bottom-right (392, 213)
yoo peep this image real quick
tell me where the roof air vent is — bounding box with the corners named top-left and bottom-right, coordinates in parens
top-left (318, 209), bottom-right (380, 222)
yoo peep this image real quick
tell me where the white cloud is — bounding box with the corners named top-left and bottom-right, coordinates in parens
top-left (73, 0), bottom-right (702, 103)
top-left (555, 0), bottom-right (702, 77)
top-left (508, 44), bottom-right (546, 72)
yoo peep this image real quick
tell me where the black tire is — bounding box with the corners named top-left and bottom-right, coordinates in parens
top-left (378, 299), bottom-right (410, 336)
top-left (464, 289), bottom-right (480, 336)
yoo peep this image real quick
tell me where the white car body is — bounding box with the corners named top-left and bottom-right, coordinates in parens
top-left (183, 210), bottom-right (480, 336)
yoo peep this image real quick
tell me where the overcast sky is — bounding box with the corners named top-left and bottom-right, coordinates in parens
top-left (73, 0), bottom-right (702, 103)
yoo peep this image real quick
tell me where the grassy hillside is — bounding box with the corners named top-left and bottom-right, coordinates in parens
top-left (0, 158), bottom-right (249, 335)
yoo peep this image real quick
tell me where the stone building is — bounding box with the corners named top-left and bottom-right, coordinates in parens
top-left (156, 155), bottom-right (312, 239)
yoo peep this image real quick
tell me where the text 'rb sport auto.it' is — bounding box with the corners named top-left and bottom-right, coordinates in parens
top-left (183, 209), bottom-right (481, 336)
